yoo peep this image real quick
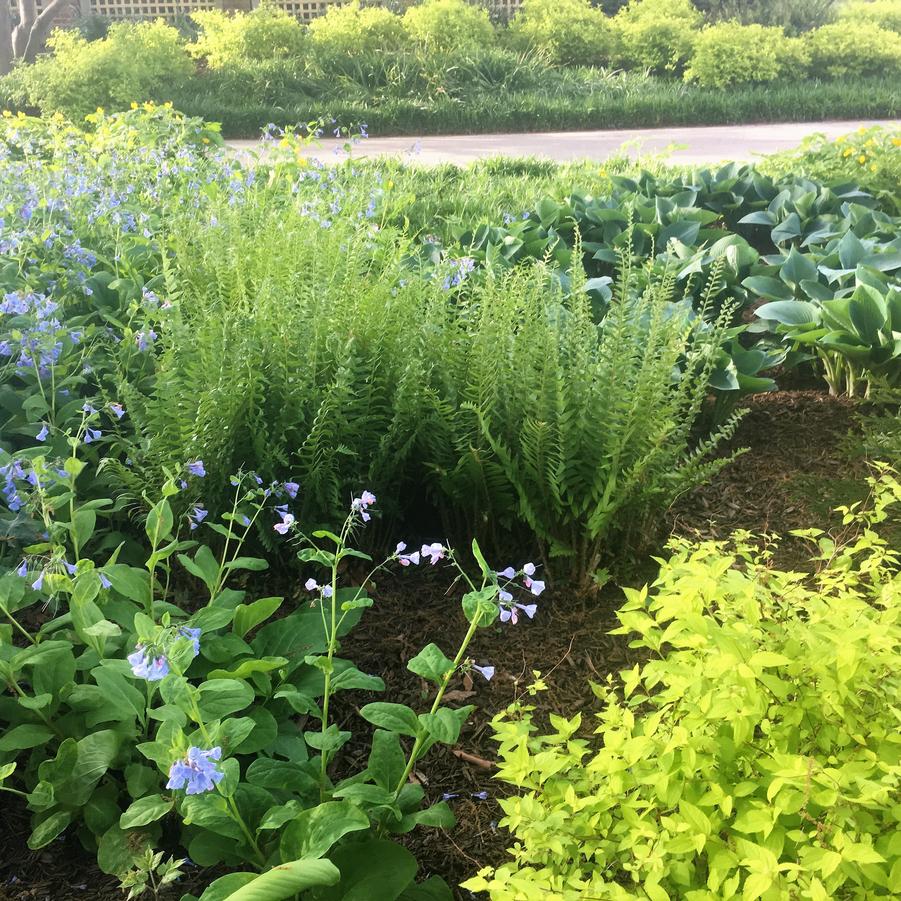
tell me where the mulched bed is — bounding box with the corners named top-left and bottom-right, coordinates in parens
top-left (0, 390), bottom-right (865, 901)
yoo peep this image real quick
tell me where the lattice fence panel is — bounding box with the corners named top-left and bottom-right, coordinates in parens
top-left (10, 0), bottom-right (523, 23)
top-left (89, 0), bottom-right (217, 17)
top-left (274, 0), bottom-right (330, 22)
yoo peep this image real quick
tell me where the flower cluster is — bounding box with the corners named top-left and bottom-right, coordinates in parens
top-left (0, 289), bottom-right (78, 376)
top-left (496, 562), bottom-right (543, 624)
top-left (351, 489), bottom-right (377, 522)
top-left (167, 746), bottom-right (224, 795)
top-left (441, 256), bottom-right (476, 290)
top-left (128, 625), bottom-right (201, 682)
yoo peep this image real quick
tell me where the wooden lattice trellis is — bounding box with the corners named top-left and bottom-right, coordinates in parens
top-left (10, 0), bottom-right (524, 24)
top-left (89, 0), bottom-right (217, 17)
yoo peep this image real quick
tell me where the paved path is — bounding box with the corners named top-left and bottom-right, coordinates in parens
top-left (229, 119), bottom-right (899, 166)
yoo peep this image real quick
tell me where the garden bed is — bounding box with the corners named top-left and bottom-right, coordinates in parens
top-left (0, 389), bottom-right (863, 901)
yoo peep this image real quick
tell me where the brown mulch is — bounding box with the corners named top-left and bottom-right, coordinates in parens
top-left (0, 390), bottom-right (864, 901)
top-left (669, 389), bottom-right (867, 568)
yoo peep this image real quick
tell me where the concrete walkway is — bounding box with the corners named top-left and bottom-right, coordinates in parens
top-left (228, 119), bottom-right (899, 166)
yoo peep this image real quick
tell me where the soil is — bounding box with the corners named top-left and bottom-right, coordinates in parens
top-left (0, 390), bottom-right (872, 901)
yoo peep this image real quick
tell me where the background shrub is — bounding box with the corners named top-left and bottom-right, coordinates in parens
top-left (613, 0), bottom-right (701, 74)
top-left (402, 0), bottom-right (495, 53)
top-left (8, 21), bottom-right (192, 120)
top-left (840, 0), bottom-right (901, 31)
top-left (508, 0), bottom-right (617, 67)
top-left (694, 0), bottom-right (837, 32)
top-left (467, 473), bottom-right (901, 898)
top-left (685, 22), bottom-right (804, 86)
top-left (804, 21), bottom-right (901, 78)
top-left (308, 1), bottom-right (410, 58)
top-left (308, 1), bottom-right (413, 89)
top-left (190, 5), bottom-right (305, 69)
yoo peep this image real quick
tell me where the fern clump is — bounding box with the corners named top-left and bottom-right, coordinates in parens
top-left (112, 159), bottom-right (742, 583)
top-left (422, 252), bottom-right (744, 585)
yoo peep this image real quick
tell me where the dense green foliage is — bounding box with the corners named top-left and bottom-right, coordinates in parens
top-left (1, 0), bottom-right (900, 135)
top-left (170, 74), bottom-right (901, 139)
top-left (840, 0), bottom-right (901, 31)
top-left (696, 0), bottom-right (838, 32)
top-left (0, 93), bottom-right (900, 900)
top-left (805, 20), bottom-right (901, 78)
top-left (467, 470), bottom-right (901, 898)
top-left (420, 138), bottom-right (901, 403)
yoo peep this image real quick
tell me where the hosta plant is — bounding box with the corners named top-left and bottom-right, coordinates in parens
top-left (755, 283), bottom-right (901, 396)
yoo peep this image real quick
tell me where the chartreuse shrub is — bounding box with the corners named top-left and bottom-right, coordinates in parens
top-left (308, 1), bottom-right (408, 58)
top-left (840, 0), bottom-right (901, 31)
top-left (189, 4), bottom-right (306, 70)
top-left (6, 20), bottom-right (192, 120)
top-left (465, 468), bottom-right (901, 900)
top-left (507, 0), bottom-right (618, 66)
top-left (402, 0), bottom-right (495, 53)
top-left (804, 21), bottom-right (901, 78)
top-left (685, 22), bottom-right (808, 86)
top-left (613, 0), bottom-right (701, 75)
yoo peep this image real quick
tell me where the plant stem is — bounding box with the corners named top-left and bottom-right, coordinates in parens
top-left (1, 603), bottom-right (36, 645)
top-left (391, 611), bottom-right (483, 800)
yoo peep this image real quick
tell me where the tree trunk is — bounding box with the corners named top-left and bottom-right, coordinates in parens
top-left (11, 0), bottom-right (36, 58)
top-left (0, 1), bottom-right (14, 76)
top-left (22, 0), bottom-right (73, 62)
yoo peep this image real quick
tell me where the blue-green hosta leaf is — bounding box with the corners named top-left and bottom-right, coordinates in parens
top-left (742, 276), bottom-right (794, 302)
top-left (754, 300), bottom-right (819, 326)
top-left (779, 247), bottom-right (818, 287)
top-left (771, 213), bottom-right (802, 244)
top-left (847, 285), bottom-right (888, 344)
top-left (837, 230), bottom-right (866, 269)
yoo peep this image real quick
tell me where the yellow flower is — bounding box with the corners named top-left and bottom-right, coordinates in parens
top-left (1, 110), bottom-right (11, 118)
top-left (870, 164), bottom-right (878, 172)
top-left (857, 126), bottom-right (866, 134)
top-left (386, 179), bottom-right (394, 189)
top-left (836, 135), bottom-right (845, 144)
top-left (893, 137), bottom-right (901, 147)
top-left (843, 148), bottom-right (853, 157)
top-left (858, 154), bottom-right (867, 164)
top-left (130, 102), bottom-right (138, 109)
top-left (864, 138), bottom-right (875, 147)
